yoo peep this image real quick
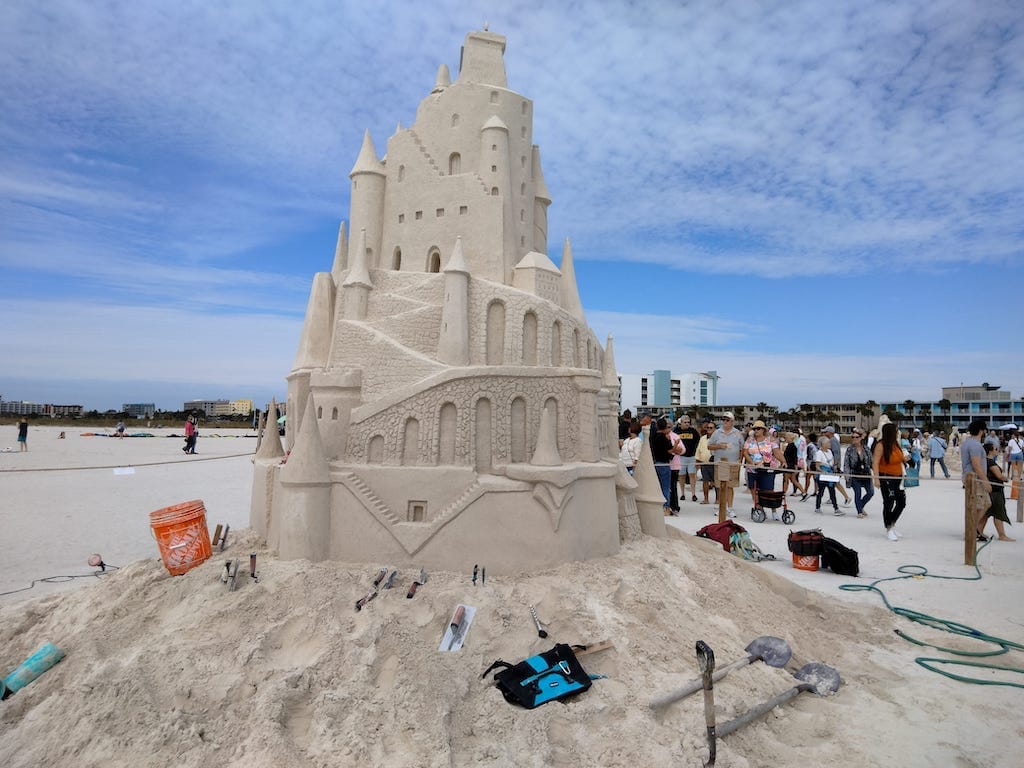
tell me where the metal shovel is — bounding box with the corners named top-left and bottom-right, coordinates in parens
top-left (649, 636), bottom-right (792, 709)
top-left (717, 662), bottom-right (841, 738)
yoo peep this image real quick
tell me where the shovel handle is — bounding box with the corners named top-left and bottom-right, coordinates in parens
top-left (648, 655), bottom-right (753, 708)
top-left (716, 684), bottom-right (811, 738)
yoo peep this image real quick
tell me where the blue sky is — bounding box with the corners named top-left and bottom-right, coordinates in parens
top-left (2, 0), bottom-right (1022, 412)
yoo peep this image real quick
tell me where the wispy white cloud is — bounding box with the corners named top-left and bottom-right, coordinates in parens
top-left (1, 0), bottom-right (1021, 408)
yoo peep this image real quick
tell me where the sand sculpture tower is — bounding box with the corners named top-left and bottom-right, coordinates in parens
top-left (251, 29), bottom-right (648, 572)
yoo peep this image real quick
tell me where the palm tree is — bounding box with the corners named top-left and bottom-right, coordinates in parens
top-left (884, 406), bottom-right (902, 425)
top-left (858, 402), bottom-right (876, 431)
top-left (938, 398), bottom-right (951, 426)
top-left (903, 399), bottom-right (916, 426)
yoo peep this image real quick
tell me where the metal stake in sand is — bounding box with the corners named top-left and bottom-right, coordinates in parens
top-left (649, 636), bottom-right (792, 709)
top-left (716, 662), bottom-right (841, 738)
top-left (529, 605), bottom-right (548, 638)
top-left (696, 641), bottom-right (716, 768)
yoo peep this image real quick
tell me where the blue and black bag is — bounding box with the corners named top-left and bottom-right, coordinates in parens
top-left (482, 643), bottom-right (593, 709)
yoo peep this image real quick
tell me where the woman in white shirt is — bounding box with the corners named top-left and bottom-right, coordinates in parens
top-left (814, 436), bottom-right (842, 515)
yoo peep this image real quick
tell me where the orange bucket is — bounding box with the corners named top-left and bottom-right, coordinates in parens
top-left (792, 553), bottom-right (820, 572)
top-left (149, 500), bottom-right (212, 575)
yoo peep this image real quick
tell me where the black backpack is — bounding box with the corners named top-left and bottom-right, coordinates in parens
top-left (821, 536), bottom-right (859, 576)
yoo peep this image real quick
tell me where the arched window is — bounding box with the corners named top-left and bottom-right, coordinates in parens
top-left (392, 247), bottom-right (402, 270)
top-left (331, 407), bottom-right (338, 420)
top-left (451, 114), bottom-right (459, 127)
top-left (486, 301), bottom-right (505, 365)
top-left (427, 247), bottom-right (441, 273)
top-left (551, 321), bottom-right (562, 366)
top-left (317, 406), bottom-right (322, 418)
top-left (449, 153), bottom-right (461, 175)
top-left (491, 187), bottom-right (499, 196)
top-left (398, 165), bottom-right (405, 181)
top-left (522, 312), bottom-right (537, 365)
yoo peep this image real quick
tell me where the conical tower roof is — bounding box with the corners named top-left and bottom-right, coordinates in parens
top-left (603, 334), bottom-right (619, 388)
top-left (559, 237), bottom-right (585, 321)
top-left (331, 221), bottom-right (348, 281)
top-left (256, 397), bottom-right (284, 459)
top-left (342, 228), bottom-right (373, 288)
top-left (349, 130), bottom-right (385, 177)
top-left (280, 394), bottom-right (329, 484)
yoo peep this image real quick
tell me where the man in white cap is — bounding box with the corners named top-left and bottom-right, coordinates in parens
top-left (823, 426), bottom-right (852, 506)
top-left (708, 411), bottom-right (744, 517)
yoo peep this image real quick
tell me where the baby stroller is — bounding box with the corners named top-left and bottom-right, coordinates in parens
top-left (749, 468), bottom-right (795, 524)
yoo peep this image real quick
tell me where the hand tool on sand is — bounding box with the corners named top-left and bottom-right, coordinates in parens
top-left (249, 553), bottom-right (259, 583)
top-left (529, 605), bottom-right (548, 638)
top-left (716, 662), bottom-right (841, 738)
top-left (649, 636), bottom-right (792, 709)
top-left (447, 606), bottom-right (466, 651)
top-left (406, 568), bottom-right (428, 598)
top-left (355, 567), bottom-right (388, 611)
top-left (228, 559), bottom-right (240, 591)
top-left (696, 641), bottom-right (717, 768)
top-left (472, 564), bottom-right (479, 585)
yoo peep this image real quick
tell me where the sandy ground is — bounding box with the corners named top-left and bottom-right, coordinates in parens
top-left (1, 427), bottom-right (1022, 767)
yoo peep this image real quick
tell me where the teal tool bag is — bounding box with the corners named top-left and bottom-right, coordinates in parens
top-left (482, 643), bottom-right (593, 708)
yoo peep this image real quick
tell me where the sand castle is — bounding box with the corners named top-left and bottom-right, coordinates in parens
top-left (250, 29), bottom-right (657, 571)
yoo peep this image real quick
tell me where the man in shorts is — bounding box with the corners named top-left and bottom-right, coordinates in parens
top-left (674, 416), bottom-right (701, 503)
top-left (708, 412), bottom-right (744, 517)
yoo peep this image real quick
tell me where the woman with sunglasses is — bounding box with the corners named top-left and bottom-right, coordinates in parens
top-left (741, 420), bottom-right (785, 517)
top-left (844, 429), bottom-right (875, 518)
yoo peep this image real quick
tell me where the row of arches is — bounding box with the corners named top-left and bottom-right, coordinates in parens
top-left (363, 396), bottom-right (561, 470)
top-left (485, 300), bottom-right (602, 370)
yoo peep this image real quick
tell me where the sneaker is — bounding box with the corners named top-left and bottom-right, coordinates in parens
top-left (843, 498), bottom-right (851, 506)
top-left (727, 508), bottom-right (737, 519)
top-left (692, 495), bottom-right (698, 502)
top-left (893, 529), bottom-right (903, 539)
top-left (772, 511), bottom-right (780, 521)
top-left (833, 509), bottom-right (845, 516)
top-left (887, 529), bottom-right (899, 541)
top-left (800, 494), bottom-right (809, 502)
top-left (815, 507), bottom-right (822, 514)
top-left (857, 512), bottom-right (867, 518)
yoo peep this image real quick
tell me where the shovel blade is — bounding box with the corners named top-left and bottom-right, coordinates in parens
top-left (744, 636), bottom-right (792, 669)
top-left (793, 662), bottom-right (841, 695)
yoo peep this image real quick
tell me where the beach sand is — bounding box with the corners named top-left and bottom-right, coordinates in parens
top-left (1, 426), bottom-right (1022, 767)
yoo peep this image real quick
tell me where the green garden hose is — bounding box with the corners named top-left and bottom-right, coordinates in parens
top-left (839, 539), bottom-right (1024, 688)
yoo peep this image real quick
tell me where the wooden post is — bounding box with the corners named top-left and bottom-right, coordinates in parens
top-left (718, 480), bottom-right (727, 523)
top-left (1016, 481), bottom-right (1023, 523)
top-left (964, 473), bottom-right (977, 565)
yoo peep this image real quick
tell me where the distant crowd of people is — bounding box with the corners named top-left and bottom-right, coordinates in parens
top-left (618, 409), bottom-right (1017, 543)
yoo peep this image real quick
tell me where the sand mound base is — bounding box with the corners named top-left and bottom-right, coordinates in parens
top-left (0, 532), bottom-right (1016, 767)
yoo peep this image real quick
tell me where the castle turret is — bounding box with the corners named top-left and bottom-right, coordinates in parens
top-left (458, 30), bottom-right (507, 87)
top-left (531, 146), bottom-right (550, 254)
top-left (437, 236), bottom-right (471, 366)
top-left (602, 334), bottom-right (620, 459)
top-left (349, 130), bottom-right (386, 269)
top-left (250, 396), bottom-right (285, 539)
top-left (278, 394), bottom-right (331, 561)
top-left (559, 237), bottom-right (585, 322)
top-left (331, 221), bottom-right (348, 281)
top-left (342, 228), bottom-right (373, 321)
top-left (479, 115), bottom-right (516, 282)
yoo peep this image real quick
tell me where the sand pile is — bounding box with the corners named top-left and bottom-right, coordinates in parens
top-left (2, 524), bottom-right (1018, 768)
